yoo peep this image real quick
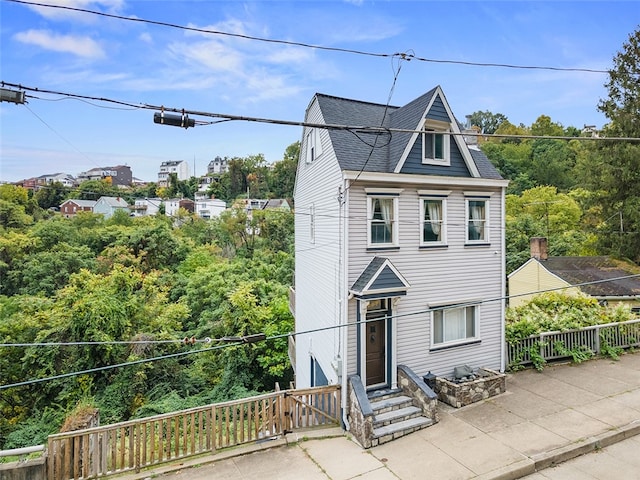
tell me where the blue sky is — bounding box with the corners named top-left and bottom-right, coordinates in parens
top-left (0, 0), bottom-right (638, 183)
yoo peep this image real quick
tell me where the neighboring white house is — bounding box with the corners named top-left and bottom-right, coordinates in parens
top-left (37, 172), bottom-right (76, 188)
top-left (195, 198), bottom-right (226, 219)
top-left (93, 196), bottom-right (130, 218)
top-left (293, 86), bottom-right (508, 400)
top-left (207, 156), bottom-right (228, 174)
top-left (131, 198), bottom-right (163, 217)
top-left (158, 160), bottom-right (190, 187)
top-left (165, 198), bottom-right (195, 217)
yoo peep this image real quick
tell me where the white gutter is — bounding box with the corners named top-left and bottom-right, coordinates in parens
top-left (500, 185), bottom-right (506, 373)
top-left (341, 178), bottom-right (350, 430)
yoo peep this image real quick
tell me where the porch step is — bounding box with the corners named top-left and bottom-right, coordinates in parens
top-left (367, 388), bottom-right (402, 402)
top-left (373, 405), bottom-right (422, 427)
top-left (372, 416), bottom-right (434, 442)
top-left (369, 395), bottom-right (413, 414)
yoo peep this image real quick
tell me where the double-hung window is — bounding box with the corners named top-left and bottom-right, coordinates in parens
top-left (465, 193), bottom-right (491, 243)
top-left (366, 189), bottom-right (401, 248)
top-left (419, 190), bottom-right (449, 246)
top-left (422, 119), bottom-right (450, 166)
top-left (305, 128), bottom-right (322, 164)
top-left (432, 304), bottom-right (479, 347)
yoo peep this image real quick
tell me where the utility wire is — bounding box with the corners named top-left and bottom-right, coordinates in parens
top-left (2, 272), bottom-right (639, 390)
top-left (5, 0), bottom-right (611, 75)
top-left (4, 82), bottom-right (640, 142)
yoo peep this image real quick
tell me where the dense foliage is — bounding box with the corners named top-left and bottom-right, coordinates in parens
top-left (0, 149), bottom-right (297, 450)
top-left (505, 292), bottom-right (636, 370)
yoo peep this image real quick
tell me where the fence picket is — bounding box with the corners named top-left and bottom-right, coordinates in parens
top-left (45, 385), bottom-right (339, 480)
top-left (508, 319), bottom-right (640, 367)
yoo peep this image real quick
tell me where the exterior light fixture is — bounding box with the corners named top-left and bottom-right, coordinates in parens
top-left (153, 110), bottom-right (194, 129)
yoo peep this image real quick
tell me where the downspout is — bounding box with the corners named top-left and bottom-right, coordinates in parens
top-left (340, 179), bottom-right (350, 430)
top-left (500, 185), bottom-right (506, 373)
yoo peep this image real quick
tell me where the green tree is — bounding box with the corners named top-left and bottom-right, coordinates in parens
top-left (269, 142), bottom-right (299, 198)
top-left (467, 110), bottom-right (508, 134)
top-left (579, 27), bottom-right (640, 262)
top-left (505, 186), bottom-right (594, 273)
top-left (72, 180), bottom-right (121, 200)
top-left (7, 243), bottom-right (96, 296)
top-left (33, 182), bottom-right (67, 210)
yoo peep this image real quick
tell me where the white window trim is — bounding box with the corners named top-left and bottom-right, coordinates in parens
top-left (422, 119), bottom-right (451, 166)
top-left (465, 197), bottom-right (490, 244)
top-left (305, 128), bottom-right (323, 164)
top-left (367, 195), bottom-right (399, 248)
top-left (419, 196), bottom-right (447, 246)
top-left (430, 303), bottom-right (481, 349)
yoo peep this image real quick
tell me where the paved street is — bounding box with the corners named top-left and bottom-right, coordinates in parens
top-left (521, 435), bottom-right (640, 479)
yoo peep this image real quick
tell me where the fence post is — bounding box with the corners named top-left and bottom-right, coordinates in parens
top-left (595, 325), bottom-right (601, 355)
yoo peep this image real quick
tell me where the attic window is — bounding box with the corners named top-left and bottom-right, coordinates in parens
top-left (305, 128), bottom-right (322, 164)
top-left (422, 119), bottom-right (450, 166)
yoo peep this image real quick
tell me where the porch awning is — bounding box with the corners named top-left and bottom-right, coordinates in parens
top-left (350, 257), bottom-right (410, 298)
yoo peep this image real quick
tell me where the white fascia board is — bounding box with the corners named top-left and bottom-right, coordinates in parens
top-left (343, 170), bottom-right (509, 188)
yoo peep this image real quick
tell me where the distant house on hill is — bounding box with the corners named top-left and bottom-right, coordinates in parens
top-left (165, 198), bottom-right (195, 217)
top-left (76, 166), bottom-right (132, 187)
top-left (93, 196), bottom-right (130, 218)
top-left (60, 199), bottom-right (96, 217)
top-left (158, 160), bottom-right (190, 187)
top-left (509, 237), bottom-right (640, 312)
top-left (207, 156), bottom-right (228, 175)
top-left (131, 198), bottom-right (163, 217)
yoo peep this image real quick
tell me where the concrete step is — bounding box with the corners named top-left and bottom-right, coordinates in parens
top-left (373, 406), bottom-right (422, 427)
top-left (372, 416), bottom-right (434, 446)
top-left (369, 395), bottom-right (413, 414)
top-left (367, 388), bottom-right (402, 403)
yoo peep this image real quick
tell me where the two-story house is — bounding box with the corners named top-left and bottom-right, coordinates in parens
top-left (93, 196), bottom-right (130, 218)
top-left (292, 86), bottom-right (508, 443)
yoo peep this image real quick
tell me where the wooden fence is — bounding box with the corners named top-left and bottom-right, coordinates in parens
top-left (46, 385), bottom-right (340, 480)
top-left (507, 318), bottom-right (640, 367)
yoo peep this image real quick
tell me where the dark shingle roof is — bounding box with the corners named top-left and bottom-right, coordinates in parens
top-left (543, 256), bottom-right (640, 297)
top-left (314, 90), bottom-right (502, 180)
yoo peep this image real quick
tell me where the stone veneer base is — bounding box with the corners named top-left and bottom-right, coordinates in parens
top-left (434, 368), bottom-right (506, 408)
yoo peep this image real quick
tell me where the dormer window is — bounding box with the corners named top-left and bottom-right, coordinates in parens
top-left (305, 128), bottom-right (323, 164)
top-left (422, 119), bottom-right (450, 166)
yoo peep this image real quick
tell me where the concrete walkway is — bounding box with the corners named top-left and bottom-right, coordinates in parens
top-left (119, 352), bottom-right (640, 480)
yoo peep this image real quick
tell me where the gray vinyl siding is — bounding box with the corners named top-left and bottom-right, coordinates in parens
top-left (400, 134), bottom-right (472, 177)
top-left (347, 182), bottom-right (504, 378)
top-left (425, 96), bottom-right (449, 122)
top-left (294, 97), bottom-right (344, 388)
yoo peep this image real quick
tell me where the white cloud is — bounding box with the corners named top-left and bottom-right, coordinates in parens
top-left (26, 0), bottom-right (125, 22)
top-left (139, 32), bottom-right (152, 44)
top-left (14, 29), bottom-right (105, 58)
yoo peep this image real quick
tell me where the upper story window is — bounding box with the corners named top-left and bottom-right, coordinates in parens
top-left (465, 193), bottom-right (491, 244)
top-left (305, 128), bottom-right (323, 164)
top-left (419, 190), bottom-right (450, 246)
top-left (366, 189), bottom-right (401, 248)
top-left (422, 119), bottom-right (450, 166)
top-left (432, 304), bottom-right (479, 348)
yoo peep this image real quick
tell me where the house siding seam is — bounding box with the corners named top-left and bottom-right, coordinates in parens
top-left (425, 96), bottom-right (449, 122)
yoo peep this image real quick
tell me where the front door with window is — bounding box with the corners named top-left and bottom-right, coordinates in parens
top-left (364, 298), bottom-right (390, 388)
top-left (366, 319), bottom-right (386, 386)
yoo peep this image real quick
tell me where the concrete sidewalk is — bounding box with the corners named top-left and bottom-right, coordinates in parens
top-left (121, 352), bottom-right (640, 480)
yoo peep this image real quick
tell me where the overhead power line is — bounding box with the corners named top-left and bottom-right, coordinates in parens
top-left (2, 272), bottom-right (640, 390)
top-left (4, 82), bottom-right (640, 142)
top-left (6, 0), bottom-right (611, 75)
